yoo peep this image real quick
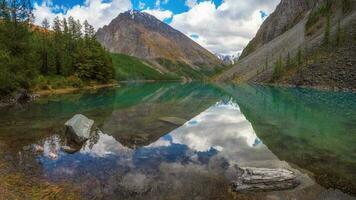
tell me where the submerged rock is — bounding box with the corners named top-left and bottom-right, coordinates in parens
top-left (232, 167), bottom-right (300, 192)
top-left (61, 145), bottom-right (81, 154)
top-left (159, 117), bottom-right (187, 126)
top-left (48, 152), bottom-right (58, 160)
top-left (33, 144), bottom-right (44, 152)
top-left (22, 145), bottom-right (31, 151)
top-left (65, 114), bottom-right (94, 144)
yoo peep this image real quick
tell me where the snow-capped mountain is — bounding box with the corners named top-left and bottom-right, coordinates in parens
top-left (215, 53), bottom-right (240, 65)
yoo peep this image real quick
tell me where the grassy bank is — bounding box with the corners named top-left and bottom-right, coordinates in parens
top-left (111, 53), bottom-right (179, 81)
top-left (34, 82), bottom-right (118, 97)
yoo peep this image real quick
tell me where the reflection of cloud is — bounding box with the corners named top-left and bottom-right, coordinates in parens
top-left (169, 99), bottom-right (261, 152)
top-left (43, 135), bottom-right (61, 158)
top-left (146, 138), bottom-right (171, 148)
top-left (144, 98), bottom-right (278, 166)
top-left (81, 131), bottom-right (132, 157)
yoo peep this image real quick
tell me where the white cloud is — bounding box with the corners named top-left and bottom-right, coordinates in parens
top-left (33, 0), bottom-right (280, 55)
top-left (185, 0), bottom-right (197, 8)
top-left (155, 0), bottom-right (169, 8)
top-left (171, 0), bottom-right (280, 55)
top-left (33, 0), bottom-right (132, 30)
top-left (142, 8), bottom-right (173, 21)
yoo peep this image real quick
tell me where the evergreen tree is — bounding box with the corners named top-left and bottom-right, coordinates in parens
top-left (53, 16), bottom-right (62, 75)
top-left (0, 3), bottom-right (115, 95)
top-left (286, 52), bottom-right (291, 68)
top-left (272, 55), bottom-right (284, 80)
top-left (297, 47), bottom-right (303, 67)
top-left (40, 18), bottom-right (50, 74)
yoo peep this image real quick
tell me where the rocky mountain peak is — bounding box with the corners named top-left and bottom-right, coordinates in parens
top-left (240, 0), bottom-right (316, 59)
top-left (95, 9), bottom-right (221, 78)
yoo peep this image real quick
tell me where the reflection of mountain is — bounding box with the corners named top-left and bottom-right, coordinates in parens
top-left (219, 84), bottom-right (356, 195)
top-left (101, 83), bottom-right (226, 147)
top-left (3, 92), bottom-right (326, 199)
top-left (0, 83), bottom-right (225, 150)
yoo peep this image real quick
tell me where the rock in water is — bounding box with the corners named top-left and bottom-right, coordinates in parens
top-left (65, 114), bottom-right (94, 144)
top-left (61, 146), bottom-right (81, 154)
top-left (233, 167), bottom-right (300, 192)
top-left (33, 144), bottom-right (44, 152)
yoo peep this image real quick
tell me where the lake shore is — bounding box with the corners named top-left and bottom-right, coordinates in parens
top-left (34, 83), bottom-right (119, 97)
top-left (0, 83), bottom-right (119, 108)
top-left (257, 82), bottom-right (356, 93)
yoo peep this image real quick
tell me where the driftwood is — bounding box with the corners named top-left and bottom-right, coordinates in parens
top-left (232, 167), bottom-right (300, 192)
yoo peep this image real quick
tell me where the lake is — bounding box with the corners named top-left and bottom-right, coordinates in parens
top-left (0, 83), bottom-right (355, 200)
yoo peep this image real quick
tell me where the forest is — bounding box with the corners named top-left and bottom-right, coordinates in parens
top-left (0, 0), bottom-right (115, 96)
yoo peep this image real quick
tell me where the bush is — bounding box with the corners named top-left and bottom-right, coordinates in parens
top-left (66, 76), bottom-right (84, 88)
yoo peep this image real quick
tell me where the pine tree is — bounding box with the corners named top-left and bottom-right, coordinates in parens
top-left (40, 18), bottom-right (50, 75)
top-left (297, 47), bottom-right (303, 67)
top-left (53, 16), bottom-right (62, 75)
top-left (286, 52), bottom-right (291, 68)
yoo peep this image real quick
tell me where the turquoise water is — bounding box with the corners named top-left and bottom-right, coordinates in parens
top-left (0, 83), bottom-right (355, 199)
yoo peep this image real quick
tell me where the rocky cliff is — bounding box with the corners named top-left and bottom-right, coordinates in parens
top-left (217, 0), bottom-right (356, 90)
top-left (96, 10), bottom-right (221, 79)
top-left (240, 0), bottom-right (312, 59)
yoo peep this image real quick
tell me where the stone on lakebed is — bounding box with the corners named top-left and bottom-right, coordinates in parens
top-left (65, 114), bottom-right (94, 144)
top-left (232, 167), bottom-right (300, 192)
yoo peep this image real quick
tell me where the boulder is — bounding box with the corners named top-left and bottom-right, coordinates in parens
top-left (65, 114), bottom-right (94, 144)
top-left (232, 167), bottom-right (300, 192)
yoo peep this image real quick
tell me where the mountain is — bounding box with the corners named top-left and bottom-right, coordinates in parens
top-left (215, 53), bottom-right (240, 65)
top-left (96, 10), bottom-right (221, 80)
top-left (217, 0), bottom-right (356, 90)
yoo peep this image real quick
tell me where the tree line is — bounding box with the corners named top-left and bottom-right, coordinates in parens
top-left (0, 0), bottom-right (114, 95)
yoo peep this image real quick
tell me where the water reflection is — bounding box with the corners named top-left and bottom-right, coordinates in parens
top-left (1, 83), bottom-right (356, 199)
top-left (219, 84), bottom-right (356, 195)
top-left (32, 99), bottom-right (319, 199)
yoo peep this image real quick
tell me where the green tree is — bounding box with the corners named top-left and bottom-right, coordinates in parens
top-left (286, 52), bottom-right (291, 68)
top-left (272, 55), bottom-right (284, 80)
top-left (297, 47), bottom-right (303, 67)
top-left (0, 3), bottom-right (115, 95)
top-left (40, 18), bottom-right (50, 75)
top-left (53, 16), bottom-right (63, 75)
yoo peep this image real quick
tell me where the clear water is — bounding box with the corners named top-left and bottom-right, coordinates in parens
top-left (0, 83), bottom-right (355, 199)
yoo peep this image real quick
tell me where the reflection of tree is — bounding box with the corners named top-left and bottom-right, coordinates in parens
top-left (218, 84), bottom-right (356, 195)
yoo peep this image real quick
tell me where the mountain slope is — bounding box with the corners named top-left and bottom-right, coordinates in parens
top-left (111, 53), bottom-right (179, 81)
top-left (96, 10), bottom-right (221, 80)
top-left (217, 0), bottom-right (356, 90)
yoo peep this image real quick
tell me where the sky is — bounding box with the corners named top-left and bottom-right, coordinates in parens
top-left (32, 0), bottom-right (280, 55)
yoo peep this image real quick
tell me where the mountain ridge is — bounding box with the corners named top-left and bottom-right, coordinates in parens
top-left (96, 10), bottom-right (221, 80)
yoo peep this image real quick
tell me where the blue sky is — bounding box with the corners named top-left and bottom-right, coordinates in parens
top-left (34, 0), bottom-right (224, 13)
top-left (32, 0), bottom-right (280, 55)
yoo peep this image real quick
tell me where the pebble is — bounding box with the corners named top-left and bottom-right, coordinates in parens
top-left (22, 145), bottom-right (31, 151)
top-left (33, 145), bottom-right (44, 152)
top-left (48, 152), bottom-right (58, 160)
